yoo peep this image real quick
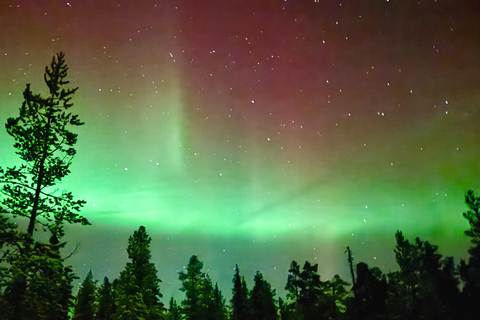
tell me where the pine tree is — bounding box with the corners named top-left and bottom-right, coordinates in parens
top-left (113, 289), bottom-right (148, 320)
top-left (0, 51), bottom-right (88, 237)
top-left (285, 261), bottom-right (301, 304)
top-left (115, 226), bottom-right (163, 320)
top-left (460, 190), bottom-right (480, 319)
top-left (323, 274), bottom-right (350, 318)
top-left (285, 261), bottom-right (333, 320)
top-left (177, 255), bottom-right (226, 320)
top-left (198, 275), bottom-right (226, 320)
top-left (352, 263), bottom-right (388, 319)
top-left (166, 297), bottom-right (181, 320)
top-left (96, 277), bottom-right (115, 320)
top-left (278, 297), bottom-right (288, 320)
top-left (249, 271), bottom-right (278, 320)
top-left (0, 242), bottom-right (77, 320)
top-left (231, 264), bottom-right (249, 320)
top-left (212, 283), bottom-right (227, 320)
top-left (298, 261), bottom-right (325, 320)
top-left (387, 231), bottom-right (454, 320)
top-left (283, 261), bottom-right (302, 320)
top-left (73, 270), bottom-right (97, 320)
top-left (0, 52), bottom-right (87, 320)
top-left (179, 255), bottom-right (206, 320)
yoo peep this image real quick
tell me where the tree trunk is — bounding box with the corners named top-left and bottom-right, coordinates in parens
top-left (27, 115), bottom-right (51, 236)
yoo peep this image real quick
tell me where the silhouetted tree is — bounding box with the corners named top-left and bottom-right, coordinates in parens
top-left (283, 261), bottom-right (303, 320)
top-left (344, 246), bottom-right (359, 320)
top-left (0, 51), bottom-right (88, 237)
top-left (115, 226), bottom-right (163, 320)
top-left (177, 255), bottom-right (226, 320)
top-left (73, 270), bottom-right (97, 320)
top-left (285, 261), bottom-right (301, 304)
top-left (231, 264), bottom-right (249, 320)
top-left (199, 276), bottom-right (227, 320)
top-left (323, 274), bottom-right (350, 319)
top-left (179, 255), bottom-right (206, 320)
top-left (345, 247), bottom-right (356, 293)
top-left (249, 271), bottom-right (278, 320)
top-left (353, 263), bottom-right (387, 320)
top-left (299, 261), bottom-right (325, 320)
top-left (0, 52), bottom-right (86, 320)
top-left (438, 257), bottom-right (461, 319)
top-left (285, 260), bottom-right (335, 320)
top-left (278, 297), bottom-right (289, 320)
top-left (0, 240), bottom-right (77, 320)
top-left (387, 231), bottom-right (454, 320)
top-left (113, 288), bottom-right (148, 320)
top-left (166, 297), bottom-right (181, 320)
top-left (460, 190), bottom-right (480, 319)
top-left (284, 261), bottom-right (349, 320)
top-left (212, 282), bottom-right (228, 320)
top-left (96, 277), bottom-right (115, 320)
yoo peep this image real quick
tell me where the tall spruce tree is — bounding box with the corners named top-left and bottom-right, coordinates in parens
top-left (231, 264), bottom-right (249, 320)
top-left (115, 226), bottom-right (163, 320)
top-left (178, 255), bottom-right (226, 320)
top-left (0, 52), bottom-right (87, 320)
top-left (73, 270), bottom-right (97, 320)
top-left (199, 275), bottom-right (227, 320)
top-left (249, 271), bottom-right (278, 320)
top-left (179, 255), bottom-right (206, 320)
top-left (213, 282), bottom-right (227, 320)
top-left (96, 277), bottom-right (115, 320)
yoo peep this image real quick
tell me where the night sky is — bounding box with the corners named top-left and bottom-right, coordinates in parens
top-left (0, 0), bottom-right (479, 300)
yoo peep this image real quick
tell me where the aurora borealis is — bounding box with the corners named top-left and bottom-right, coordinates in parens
top-left (0, 0), bottom-right (479, 299)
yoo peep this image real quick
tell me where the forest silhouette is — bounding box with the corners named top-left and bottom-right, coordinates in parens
top-left (0, 54), bottom-right (479, 320)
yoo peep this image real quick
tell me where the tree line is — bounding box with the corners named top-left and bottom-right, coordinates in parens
top-left (0, 53), bottom-right (479, 320)
top-left (71, 195), bottom-right (480, 320)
